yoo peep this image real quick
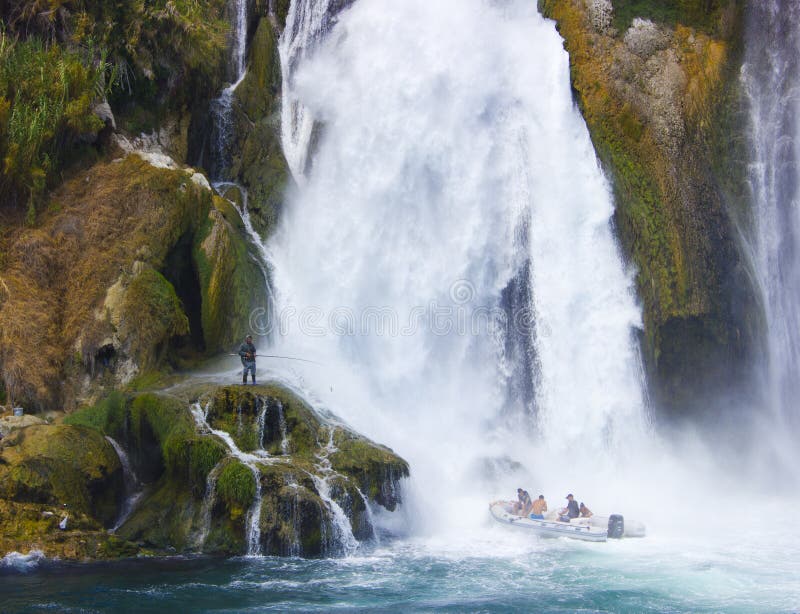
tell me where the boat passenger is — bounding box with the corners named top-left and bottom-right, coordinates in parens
top-left (579, 502), bottom-right (593, 518)
top-left (512, 488), bottom-right (532, 515)
top-left (558, 494), bottom-right (580, 522)
top-left (529, 494), bottom-right (547, 519)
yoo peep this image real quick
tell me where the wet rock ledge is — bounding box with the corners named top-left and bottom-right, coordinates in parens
top-left (0, 384), bottom-right (408, 561)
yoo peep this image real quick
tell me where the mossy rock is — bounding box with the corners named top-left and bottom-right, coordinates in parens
top-left (205, 384), bottom-right (321, 456)
top-left (0, 499), bottom-right (141, 561)
top-left (0, 424), bottom-right (123, 526)
top-left (116, 478), bottom-right (198, 552)
top-left (64, 390), bottom-right (128, 441)
top-left (193, 196), bottom-right (268, 353)
top-left (230, 16), bottom-right (291, 238)
top-left (0, 154), bottom-right (215, 410)
top-left (258, 463), bottom-right (328, 556)
top-left (87, 382), bottom-right (409, 558)
top-left (330, 431), bottom-right (409, 512)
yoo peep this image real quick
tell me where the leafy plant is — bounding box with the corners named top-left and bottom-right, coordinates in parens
top-left (0, 31), bottom-right (113, 210)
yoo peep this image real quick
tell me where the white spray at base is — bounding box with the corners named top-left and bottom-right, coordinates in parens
top-left (269, 0), bottom-right (653, 542)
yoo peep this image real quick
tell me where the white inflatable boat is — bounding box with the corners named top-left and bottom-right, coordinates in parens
top-left (489, 502), bottom-right (646, 542)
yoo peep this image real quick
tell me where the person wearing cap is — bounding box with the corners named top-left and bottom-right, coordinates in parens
top-left (238, 335), bottom-right (257, 385)
top-left (558, 494), bottom-right (580, 522)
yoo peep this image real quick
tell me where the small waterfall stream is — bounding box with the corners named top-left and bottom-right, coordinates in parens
top-left (308, 429), bottom-right (359, 556)
top-left (105, 436), bottom-right (144, 532)
top-left (190, 402), bottom-right (269, 555)
top-left (210, 0), bottom-right (249, 179)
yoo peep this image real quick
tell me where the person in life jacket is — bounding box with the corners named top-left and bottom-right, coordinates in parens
top-left (239, 335), bottom-right (257, 385)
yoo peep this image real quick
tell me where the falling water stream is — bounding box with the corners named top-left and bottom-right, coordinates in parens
top-left (742, 0), bottom-right (800, 453)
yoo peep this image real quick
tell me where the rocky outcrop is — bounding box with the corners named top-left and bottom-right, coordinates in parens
top-left (540, 0), bottom-right (759, 418)
top-left (32, 382), bottom-right (410, 560)
top-left (0, 423), bottom-right (137, 560)
top-left (229, 16), bottom-right (292, 237)
top-left (0, 153), bottom-right (267, 410)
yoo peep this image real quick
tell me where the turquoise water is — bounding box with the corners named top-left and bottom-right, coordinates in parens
top-left (2, 527), bottom-right (798, 613)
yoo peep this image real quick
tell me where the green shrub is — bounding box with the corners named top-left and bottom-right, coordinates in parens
top-left (64, 390), bottom-right (128, 439)
top-left (216, 460), bottom-right (256, 513)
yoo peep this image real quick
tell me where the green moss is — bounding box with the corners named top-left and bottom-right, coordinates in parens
top-left (64, 391), bottom-right (128, 440)
top-left (0, 424), bottom-right (123, 526)
top-left (216, 460), bottom-right (256, 517)
top-left (611, 0), bottom-right (724, 33)
top-left (120, 267), bottom-right (189, 367)
top-left (187, 436), bottom-right (227, 496)
top-left (192, 197), bottom-right (268, 353)
top-left (97, 534), bottom-right (140, 559)
top-left (129, 393), bottom-right (195, 479)
top-left (116, 477), bottom-right (196, 551)
top-left (231, 17), bottom-right (291, 239)
top-left (330, 431), bottom-right (409, 512)
top-left (275, 0), bottom-right (291, 30)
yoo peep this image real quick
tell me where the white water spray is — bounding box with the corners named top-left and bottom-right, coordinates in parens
top-left (279, 0), bottom-right (341, 178)
top-left (269, 0), bottom-right (649, 537)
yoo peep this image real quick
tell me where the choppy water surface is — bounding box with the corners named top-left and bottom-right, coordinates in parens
top-left (2, 520), bottom-right (798, 613)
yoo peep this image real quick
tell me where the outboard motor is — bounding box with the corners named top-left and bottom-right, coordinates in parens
top-left (607, 514), bottom-right (624, 539)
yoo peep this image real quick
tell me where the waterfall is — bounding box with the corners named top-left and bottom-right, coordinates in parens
top-left (743, 0), bottom-right (800, 439)
top-left (272, 398), bottom-right (290, 454)
top-left (210, 0), bottom-right (249, 180)
top-left (279, 0), bottom-right (348, 178)
top-left (267, 0), bottom-right (650, 534)
top-left (105, 436), bottom-right (144, 532)
top-left (194, 460), bottom-right (224, 550)
top-left (309, 428), bottom-right (359, 556)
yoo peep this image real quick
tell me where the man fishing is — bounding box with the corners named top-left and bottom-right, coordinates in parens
top-left (239, 335), bottom-right (257, 385)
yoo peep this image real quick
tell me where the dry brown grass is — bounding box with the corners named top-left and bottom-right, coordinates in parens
top-left (0, 154), bottom-right (211, 410)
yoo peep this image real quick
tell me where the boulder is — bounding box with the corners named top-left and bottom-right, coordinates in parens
top-left (106, 383), bottom-right (409, 557)
top-left (0, 414), bottom-right (47, 437)
top-left (0, 424), bottom-right (123, 526)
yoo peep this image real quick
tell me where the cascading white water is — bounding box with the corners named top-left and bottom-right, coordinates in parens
top-left (279, 0), bottom-right (341, 178)
top-left (105, 436), bottom-right (144, 532)
top-left (210, 0), bottom-right (250, 179)
top-left (743, 0), bottom-right (800, 440)
top-left (269, 0), bottom-right (649, 536)
top-left (190, 403), bottom-right (269, 555)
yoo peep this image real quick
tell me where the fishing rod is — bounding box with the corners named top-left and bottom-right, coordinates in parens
top-left (227, 353), bottom-right (322, 365)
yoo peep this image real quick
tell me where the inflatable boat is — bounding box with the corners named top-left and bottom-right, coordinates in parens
top-left (489, 502), bottom-right (646, 542)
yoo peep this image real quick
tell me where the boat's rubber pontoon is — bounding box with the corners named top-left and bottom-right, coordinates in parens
top-left (489, 502), bottom-right (646, 541)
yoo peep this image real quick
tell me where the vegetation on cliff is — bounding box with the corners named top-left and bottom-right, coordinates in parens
top-left (540, 0), bottom-right (758, 416)
top-left (0, 152), bottom-right (268, 410)
top-left (0, 0), bottom-right (229, 212)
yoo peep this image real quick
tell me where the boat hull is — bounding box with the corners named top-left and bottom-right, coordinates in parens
top-left (490, 503), bottom-right (608, 542)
